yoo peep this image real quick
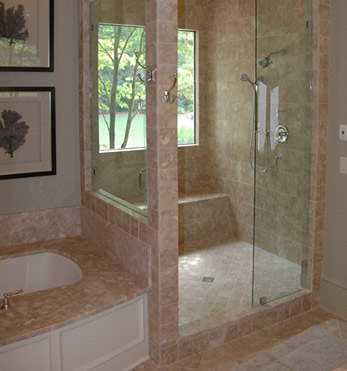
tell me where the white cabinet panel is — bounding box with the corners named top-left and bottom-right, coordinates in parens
top-left (0, 335), bottom-right (51, 371)
top-left (60, 297), bottom-right (145, 371)
top-left (0, 295), bottom-right (148, 371)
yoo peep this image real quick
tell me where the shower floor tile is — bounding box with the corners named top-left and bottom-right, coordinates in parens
top-left (179, 238), bottom-right (303, 336)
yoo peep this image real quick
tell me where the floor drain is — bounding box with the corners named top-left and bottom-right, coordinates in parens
top-left (202, 277), bottom-right (214, 282)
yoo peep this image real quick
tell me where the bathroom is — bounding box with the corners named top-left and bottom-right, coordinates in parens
top-left (0, 0), bottom-right (346, 369)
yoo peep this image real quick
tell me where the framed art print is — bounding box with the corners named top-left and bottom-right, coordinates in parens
top-left (0, 0), bottom-right (54, 71)
top-left (0, 87), bottom-right (56, 179)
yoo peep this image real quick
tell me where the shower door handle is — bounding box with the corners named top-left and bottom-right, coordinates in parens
top-left (139, 169), bottom-right (146, 192)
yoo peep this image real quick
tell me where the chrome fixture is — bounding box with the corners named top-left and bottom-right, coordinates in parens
top-left (138, 168), bottom-right (146, 192)
top-left (241, 74), bottom-right (270, 174)
top-left (240, 73), bottom-right (257, 92)
top-left (275, 153), bottom-right (284, 165)
top-left (135, 52), bottom-right (157, 83)
top-left (274, 125), bottom-right (289, 143)
top-left (258, 49), bottom-right (286, 69)
top-left (164, 73), bottom-right (177, 103)
top-left (1, 289), bottom-right (24, 311)
top-left (260, 296), bottom-right (267, 305)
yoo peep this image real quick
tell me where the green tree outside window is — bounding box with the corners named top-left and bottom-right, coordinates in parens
top-left (98, 25), bottom-right (196, 151)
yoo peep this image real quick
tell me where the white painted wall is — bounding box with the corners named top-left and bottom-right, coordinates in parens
top-left (0, 0), bottom-right (80, 214)
top-left (321, 0), bottom-right (347, 320)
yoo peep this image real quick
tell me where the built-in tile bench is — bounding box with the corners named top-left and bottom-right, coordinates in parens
top-left (178, 193), bottom-right (230, 244)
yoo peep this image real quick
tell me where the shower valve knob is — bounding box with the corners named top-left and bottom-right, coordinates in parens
top-left (274, 125), bottom-right (289, 143)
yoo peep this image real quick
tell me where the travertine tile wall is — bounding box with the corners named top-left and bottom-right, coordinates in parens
top-left (99, 0), bottom-right (145, 25)
top-left (208, 0), bottom-right (255, 243)
top-left (145, 0), bottom-right (179, 364)
top-left (93, 150), bottom-right (146, 205)
top-left (177, 0), bottom-right (255, 243)
top-left (79, 0), bottom-right (330, 366)
top-left (178, 194), bottom-right (229, 244)
top-left (177, 0), bottom-right (219, 195)
top-left (0, 206), bottom-right (81, 247)
top-left (253, 0), bottom-right (313, 265)
top-left (80, 204), bottom-right (149, 282)
top-left (307, 0), bottom-right (330, 305)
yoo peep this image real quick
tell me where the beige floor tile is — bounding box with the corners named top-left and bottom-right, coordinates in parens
top-left (179, 238), bottom-right (304, 334)
top-left (173, 353), bottom-right (203, 369)
top-left (135, 309), bottom-right (346, 370)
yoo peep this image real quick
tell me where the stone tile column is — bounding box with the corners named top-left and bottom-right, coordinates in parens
top-left (146, 0), bottom-right (179, 366)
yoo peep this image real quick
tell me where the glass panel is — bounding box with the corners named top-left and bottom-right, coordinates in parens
top-left (90, 0), bottom-right (147, 215)
top-left (253, 0), bottom-right (313, 306)
top-left (98, 24), bottom-right (146, 151)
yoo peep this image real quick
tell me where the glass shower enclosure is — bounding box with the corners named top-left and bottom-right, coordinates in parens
top-left (90, 0), bottom-right (148, 215)
top-left (252, 0), bottom-right (313, 305)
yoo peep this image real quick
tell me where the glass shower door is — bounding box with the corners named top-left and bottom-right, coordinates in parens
top-left (252, 0), bottom-right (313, 306)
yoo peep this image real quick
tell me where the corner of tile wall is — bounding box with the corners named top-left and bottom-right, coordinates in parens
top-left (80, 190), bottom-right (151, 281)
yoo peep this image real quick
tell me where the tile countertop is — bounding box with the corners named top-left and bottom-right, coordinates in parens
top-left (0, 236), bottom-right (149, 347)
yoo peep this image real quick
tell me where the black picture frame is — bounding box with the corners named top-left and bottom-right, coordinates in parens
top-left (0, 87), bottom-right (56, 179)
top-left (0, 0), bottom-right (54, 71)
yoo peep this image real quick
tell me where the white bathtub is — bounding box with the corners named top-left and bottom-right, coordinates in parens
top-left (0, 252), bottom-right (82, 296)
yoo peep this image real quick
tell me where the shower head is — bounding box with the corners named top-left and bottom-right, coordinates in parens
top-left (240, 73), bottom-right (253, 84)
top-left (240, 74), bottom-right (257, 91)
top-left (258, 49), bottom-right (287, 69)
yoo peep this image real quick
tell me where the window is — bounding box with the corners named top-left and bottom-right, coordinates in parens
top-left (98, 24), bottom-right (146, 151)
top-left (97, 25), bottom-right (197, 151)
top-left (177, 30), bottom-right (197, 145)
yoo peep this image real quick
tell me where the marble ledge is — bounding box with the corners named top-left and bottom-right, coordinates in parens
top-left (0, 236), bottom-right (149, 347)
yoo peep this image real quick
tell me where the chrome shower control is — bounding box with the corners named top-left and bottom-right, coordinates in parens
top-left (274, 125), bottom-right (289, 143)
top-left (275, 153), bottom-right (284, 165)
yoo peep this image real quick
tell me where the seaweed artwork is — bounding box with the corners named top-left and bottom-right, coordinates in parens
top-left (0, 2), bottom-right (29, 46)
top-left (0, 109), bottom-right (29, 158)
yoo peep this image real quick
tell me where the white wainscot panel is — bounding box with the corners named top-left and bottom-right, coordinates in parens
top-left (0, 294), bottom-right (148, 371)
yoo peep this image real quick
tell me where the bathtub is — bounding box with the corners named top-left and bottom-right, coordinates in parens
top-left (0, 237), bottom-right (149, 371)
top-left (0, 252), bottom-right (82, 297)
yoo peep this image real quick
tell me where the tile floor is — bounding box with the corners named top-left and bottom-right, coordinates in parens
top-left (134, 308), bottom-right (347, 370)
top-left (179, 238), bottom-right (303, 335)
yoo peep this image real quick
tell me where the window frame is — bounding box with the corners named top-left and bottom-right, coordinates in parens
top-left (97, 24), bottom-right (199, 153)
top-left (177, 28), bottom-right (199, 147)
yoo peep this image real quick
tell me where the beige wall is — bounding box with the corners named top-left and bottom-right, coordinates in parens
top-left (254, 0), bottom-right (313, 264)
top-left (320, 0), bottom-right (347, 320)
top-left (177, 0), bottom-right (219, 196)
top-left (178, 0), bottom-right (255, 243)
top-left (0, 0), bottom-right (80, 215)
